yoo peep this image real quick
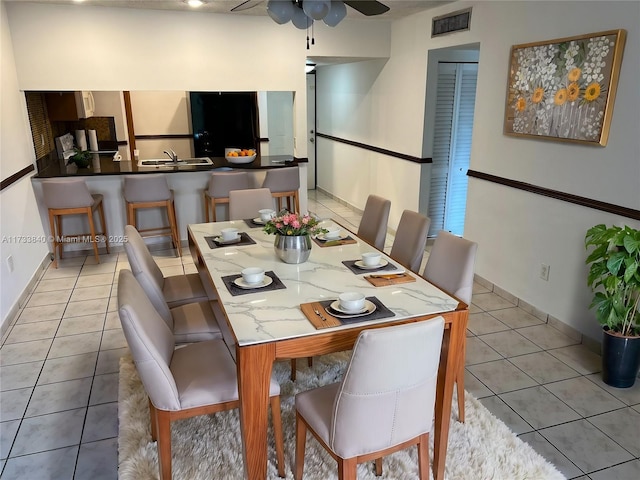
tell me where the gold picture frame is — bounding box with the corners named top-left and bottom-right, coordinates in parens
top-left (504, 29), bottom-right (626, 146)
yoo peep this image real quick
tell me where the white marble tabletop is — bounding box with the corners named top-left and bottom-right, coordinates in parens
top-left (188, 220), bottom-right (459, 346)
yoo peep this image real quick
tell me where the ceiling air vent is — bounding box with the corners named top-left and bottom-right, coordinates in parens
top-left (432, 8), bottom-right (472, 38)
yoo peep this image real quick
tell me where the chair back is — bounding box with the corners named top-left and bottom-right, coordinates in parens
top-left (42, 179), bottom-right (94, 209)
top-left (207, 171), bottom-right (250, 198)
top-left (330, 318), bottom-right (445, 458)
top-left (389, 210), bottom-right (431, 272)
top-left (228, 188), bottom-right (274, 220)
top-left (123, 175), bottom-right (171, 202)
top-left (123, 225), bottom-right (174, 328)
top-left (357, 195), bottom-right (391, 250)
top-left (422, 230), bottom-right (478, 304)
top-left (117, 269), bottom-right (181, 411)
top-left (261, 167), bottom-right (300, 193)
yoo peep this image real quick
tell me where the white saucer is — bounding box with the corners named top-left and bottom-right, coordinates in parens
top-left (354, 259), bottom-right (389, 270)
top-left (233, 276), bottom-right (273, 289)
top-left (318, 232), bottom-right (349, 241)
top-left (214, 235), bottom-right (242, 245)
top-left (252, 217), bottom-right (267, 225)
top-left (328, 300), bottom-right (376, 318)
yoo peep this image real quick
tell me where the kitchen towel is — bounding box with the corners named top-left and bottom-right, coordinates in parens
top-left (75, 130), bottom-right (87, 151)
top-left (88, 129), bottom-right (99, 151)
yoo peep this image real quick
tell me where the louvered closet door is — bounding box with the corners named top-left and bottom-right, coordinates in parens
top-left (428, 62), bottom-right (478, 237)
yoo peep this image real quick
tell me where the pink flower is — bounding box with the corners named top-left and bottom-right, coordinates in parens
top-left (302, 217), bottom-right (309, 224)
top-left (276, 222), bottom-right (283, 229)
top-left (292, 220), bottom-right (301, 229)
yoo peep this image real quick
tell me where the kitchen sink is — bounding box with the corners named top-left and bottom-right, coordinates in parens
top-left (137, 157), bottom-right (213, 167)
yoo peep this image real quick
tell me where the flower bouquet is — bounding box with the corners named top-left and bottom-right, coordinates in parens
top-left (263, 211), bottom-right (327, 237)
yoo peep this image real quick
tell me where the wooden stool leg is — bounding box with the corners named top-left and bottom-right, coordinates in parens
top-left (204, 193), bottom-right (210, 223)
top-left (56, 215), bottom-right (63, 261)
top-left (98, 203), bottom-right (110, 254)
top-left (167, 200), bottom-right (182, 257)
top-left (86, 206), bottom-right (100, 264)
top-left (211, 198), bottom-right (217, 222)
top-left (294, 191), bottom-right (300, 214)
top-left (48, 210), bottom-right (58, 268)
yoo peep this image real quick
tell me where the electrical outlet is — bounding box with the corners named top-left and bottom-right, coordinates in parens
top-left (6, 255), bottom-right (14, 273)
top-left (539, 263), bottom-right (550, 281)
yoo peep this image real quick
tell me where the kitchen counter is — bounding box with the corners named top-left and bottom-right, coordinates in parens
top-left (34, 153), bottom-right (306, 178)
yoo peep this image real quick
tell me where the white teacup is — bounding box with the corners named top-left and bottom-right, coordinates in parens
top-left (338, 292), bottom-right (366, 312)
top-left (241, 267), bottom-right (265, 285)
top-left (220, 228), bottom-right (239, 241)
top-left (361, 252), bottom-right (382, 266)
top-left (259, 209), bottom-right (275, 222)
top-left (324, 227), bottom-right (341, 239)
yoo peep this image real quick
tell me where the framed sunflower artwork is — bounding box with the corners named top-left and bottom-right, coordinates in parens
top-left (504, 29), bottom-right (626, 146)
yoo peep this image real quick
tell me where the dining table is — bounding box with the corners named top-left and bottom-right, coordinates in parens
top-left (187, 219), bottom-right (469, 480)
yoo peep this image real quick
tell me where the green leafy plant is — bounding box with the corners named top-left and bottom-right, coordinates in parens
top-left (67, 149), bottom-right (92, 168)
top-left (585, 224), bottom-right (640, 336)
top-left (263, 210), bottom-right (327, 237)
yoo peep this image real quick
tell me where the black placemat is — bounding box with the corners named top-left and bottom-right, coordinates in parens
top-left (244, 218), bottom-right (267, 228)
top-left (205, 232), bottom-right (256, 249)
top-left (221, 271), bottom-right (287, 296)
top-left (342, 259), bottom-right (401, 275)
top-left (319, 296), bottom-right (395, 324)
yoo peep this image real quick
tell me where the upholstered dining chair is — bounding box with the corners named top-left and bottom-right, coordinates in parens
top-left (41, 178), bottom-right (110, 268)
top-left (228, 187), bottom-right (274, 220)
top-left (123, 225), bottom-right (212, 307)
top-left (389, 210), bottom-right (431, 273)
top-left (294, 318), bottom-right (445, 480)
top-left (204, 171), bottom-right (250, 222)
top-left (357, 194), bottom-right (391, 250)
top-left (261, 166), bottom-right (300, 213)
top-left (117, 270), bottom-right (285, 480)
top-left (422, 230), bottom-right (478, 422)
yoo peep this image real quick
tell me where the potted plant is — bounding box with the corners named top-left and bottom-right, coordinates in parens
top-left (67, 149), bottom-right (93, 169)
top-left (585, 224), bottom-right (640, 388)
top-left (263, 210), bottom-right (326, 264)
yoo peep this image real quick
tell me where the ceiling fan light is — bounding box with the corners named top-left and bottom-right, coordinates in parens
top-left (267, 0), bottom-right (294, 24)
top-left (323, 0), bottom-right (347, 27)
top-left (292, 6), bottom-right (313, 29)
top-left (303, 0), bottom-right (331, 20)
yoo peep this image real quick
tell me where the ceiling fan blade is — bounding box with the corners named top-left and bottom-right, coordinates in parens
top-left (231, 0), bottom-right (265, 12)
top-left (343, 0), bottom-right (390, 16)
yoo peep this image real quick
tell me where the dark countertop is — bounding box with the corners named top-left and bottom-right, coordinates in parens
top-left (33, 153), bottom-right (307, 178)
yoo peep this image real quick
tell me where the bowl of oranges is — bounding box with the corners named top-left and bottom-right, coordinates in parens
top-left (225, 148), bottom-right (257, 164)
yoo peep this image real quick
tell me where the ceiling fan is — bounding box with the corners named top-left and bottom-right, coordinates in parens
top-left (231, 0), bottom-right (390, 17)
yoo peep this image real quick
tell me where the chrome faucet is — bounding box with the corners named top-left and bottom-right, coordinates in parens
top-left (163, 149), bottom-right (178, 163)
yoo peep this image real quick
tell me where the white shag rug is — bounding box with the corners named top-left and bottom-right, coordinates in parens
top-left (118, 352), bottom-right (565, 480)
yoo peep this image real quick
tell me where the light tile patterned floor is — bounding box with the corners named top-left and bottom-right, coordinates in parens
top-left (0, 190), bottom-right (638, 479)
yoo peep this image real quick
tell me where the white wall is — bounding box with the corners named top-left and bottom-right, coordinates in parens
top-left (313, 1), bottom-right (640, 343)
top-left (0, 1), bottom-right (49, 331)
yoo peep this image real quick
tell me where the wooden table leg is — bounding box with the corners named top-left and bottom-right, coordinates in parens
top-left (236, 342), bottom-right (276, 480)
top-left (432, 310), bottom-right (468, 480)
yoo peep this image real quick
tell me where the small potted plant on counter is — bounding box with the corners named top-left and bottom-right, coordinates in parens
top-left (67, 149), bottom-right (93, 169)
top-left (585, 224), bottom-right (640, 388)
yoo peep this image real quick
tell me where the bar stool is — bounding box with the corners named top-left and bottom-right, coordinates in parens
top-left (204, 171), bottom-right (250, 222)
top-left (123, 175), bottom-right (182, 257)
top-left (41, 179), bottom-right (110, 268)
top-left (261, 166), bottom-right (300, 213)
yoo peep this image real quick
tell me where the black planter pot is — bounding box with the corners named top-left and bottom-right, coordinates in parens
top-left (601, 328), bottom-right (640, 388)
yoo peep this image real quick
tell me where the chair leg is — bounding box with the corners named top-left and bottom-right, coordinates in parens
top-left (270, 396), bottom-right (286, 478)
top-left (48, 211), bottom-right (58, 268)
top-left (86, 207), bottom-right (100, 264)
top-left (337, 457), bottom-right (357, 480)
top-left (211, 198), bottom-right (217, 222)
top-left (417, 433), bottom-right (430, 480)
top-left (149, 399), bottom-right (158, 442)
top-left (457, 338), bottom-right (467, 422)
top-left (375, 458), bottom-right (383, 476)
top-left (294, 191), bottom-right (300, 214)
top-left (290, 359), bottom-right (297, 381)
top-left (127, 202), bottom-right (135, 226)
top-left (156, 410), bottom-right (172, 480)
top-left (204, 193), bottom-right (210, 223)
top-left (167, 200), bottom-right (182, 257)
top-left (56, 215), bottom-right (63, 261)
top-left (294, 412), bottom-right (307, 480)
top-left (307, 357), bottom-right (313, 368)
top-left (98, 202), bottom-right (110, 254)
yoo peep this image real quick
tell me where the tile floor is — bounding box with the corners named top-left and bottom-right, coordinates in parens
top-left (1, 189), bottom-right (639, 479)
